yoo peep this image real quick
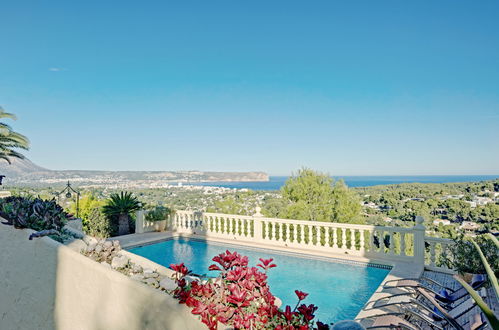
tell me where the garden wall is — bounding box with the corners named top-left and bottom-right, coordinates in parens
top-left (0, 223), bottom-right (204, 330)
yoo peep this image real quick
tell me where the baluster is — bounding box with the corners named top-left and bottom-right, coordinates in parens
top-left (299, 224), bottom-right (305, 244)
top-left (350, 229), bottom-right (356, 250)
top-left (284, 224), bottom-right (289, 243)
top-left (310, 226), bottom-right (315, 245)
top-left (400, 232), bottom-right (406, 256)
top-left (359, 230), bottom-right (365, 251)
top-left (429, 242), bottom-right (436, 266)
top-left (276, 222), bottom-right (281, 241)
top-left (439, 243), bottom-right (448, 268)
top-left (324, 226), bottom-right (330, 247)
top-left (341, 228), bottom-right (347, 249)
top-left (291, 224), bottom-right (297, 243)
top-left (332, 228), bottom-right (338, 249)
top-left (236, 218), bottom-right (241, 236)
top-left (226, 217), bottom-right (231, 235)
top-left (306, 225), bottom-right (312, 246)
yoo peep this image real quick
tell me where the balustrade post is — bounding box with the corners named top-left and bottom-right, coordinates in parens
top-left (252, 208), bottom-right (263, 241)
top-left (413, 216), bottom-right (426, 266)
top-left (135, 209), bottom-right (145, 234)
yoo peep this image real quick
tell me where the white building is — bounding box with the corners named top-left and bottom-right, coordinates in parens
top-left (433, 219), bottom-right (451, 226)
top-left (460, 221), bottom-right (480, 232)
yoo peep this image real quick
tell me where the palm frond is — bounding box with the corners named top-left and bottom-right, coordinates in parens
top-left (0, 106), bottom-right (29, 163)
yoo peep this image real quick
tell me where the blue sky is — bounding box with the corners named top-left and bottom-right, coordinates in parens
top-left (1, 1), bottom-right (498, 175)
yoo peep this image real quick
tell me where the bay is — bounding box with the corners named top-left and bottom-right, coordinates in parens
top-left (184, 175), bottom-right (499, 191)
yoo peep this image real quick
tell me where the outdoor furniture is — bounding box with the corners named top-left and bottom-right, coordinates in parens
top-left (383, 274), bottom-right (486, 305)
top-left (357, 311), bottom-right (441, 329)
top-left (363, 287), bottom-right (488, 330)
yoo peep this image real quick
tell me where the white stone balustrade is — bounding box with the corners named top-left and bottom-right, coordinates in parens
top-left (136, 210), bottom-right (454, 272)
top-left (424, 236), bottom-right (454, 273)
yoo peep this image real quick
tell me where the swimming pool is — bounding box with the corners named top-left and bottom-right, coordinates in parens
top-left (128, 238), bottom-right (390, 324)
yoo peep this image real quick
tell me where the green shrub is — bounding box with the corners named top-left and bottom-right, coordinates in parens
top-left (145, 205), bottom-right (173, 222)
top-left (440, 235), bottom-right (499, 276)
top-left (84, 207), bottom-right (112, 238)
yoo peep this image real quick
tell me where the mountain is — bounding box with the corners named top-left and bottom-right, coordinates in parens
top-left (0, 158), bottom-right (269, 187)
top-left (0, 157), bottom-right (50, 176)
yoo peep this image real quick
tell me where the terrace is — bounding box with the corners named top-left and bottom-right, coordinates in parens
top-left (120, 208), bottom-right (497, 328)
top-left (1, 207), bottom-right (497, 329)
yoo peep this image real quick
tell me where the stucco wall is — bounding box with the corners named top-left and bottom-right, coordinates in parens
top-left (0, 223), bottom-right (205, 330)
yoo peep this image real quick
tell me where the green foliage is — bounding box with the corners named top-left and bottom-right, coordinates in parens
top-left (278, 168), bottom-right (363, 223)
top-left (331, 180), bottom-right (363, 224)
top-left (84, 207), bottom-right (112, 238)
top-left (471, 238), bottom-right (499, 299)
top-left (208, 196), bottom-right (249, 215)
top-left (69, 193), bottom-right (105, 222)
top-left (0, 106), bottom-right (30, 163)
top-left (102, 191), bottom-right (141, 236)
top-left (145, 205), bottom-right (173, 222)
top-left (102, 191), bottom-right (141, 217)
top-left (440, 235), bottom-right (499, 276)
top-left (357, 178), bottom-right (499, 227)
top-left (0, 196), bottom-right (68, 232)
top-left (454, 235), bottom-right (499, 329)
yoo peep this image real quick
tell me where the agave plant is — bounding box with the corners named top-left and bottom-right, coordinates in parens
top-left (0, 107), bottom-right (30, 163)
top-left (102, 191), bottom-right (141, 236)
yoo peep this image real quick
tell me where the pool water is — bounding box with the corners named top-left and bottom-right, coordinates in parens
top-left (128, 238), bottom-right (390, 324)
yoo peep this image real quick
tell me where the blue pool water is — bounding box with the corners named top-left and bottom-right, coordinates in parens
top-left (128, 238), bottom-right (390, 324)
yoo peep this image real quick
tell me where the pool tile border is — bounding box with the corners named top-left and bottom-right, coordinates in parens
top-left (127, 236), bottom-right (393, 271)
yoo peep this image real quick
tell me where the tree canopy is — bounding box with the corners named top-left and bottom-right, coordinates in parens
top-left (275, 168), bottom-right (363, 223)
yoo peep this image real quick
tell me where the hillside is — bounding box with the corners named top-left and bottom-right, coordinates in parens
top-left (0, 158), bottom-right (269, 187)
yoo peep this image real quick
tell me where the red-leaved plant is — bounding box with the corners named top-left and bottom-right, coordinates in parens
top-left (170, 250), bottom-right (329, 330)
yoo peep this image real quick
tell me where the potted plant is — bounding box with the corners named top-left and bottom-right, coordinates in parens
top-left (145, 205), bottom-right (173, 232)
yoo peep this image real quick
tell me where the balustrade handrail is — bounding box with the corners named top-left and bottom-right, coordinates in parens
top-left (424, 236), bottom-right (454, 243)
top-left (174, 210), bottom-right (414, 233)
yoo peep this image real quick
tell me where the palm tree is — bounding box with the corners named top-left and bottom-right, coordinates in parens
top-left (0, 107), bottom-right (30, 163)
top-left (102, 191), bottom-right (141, 236)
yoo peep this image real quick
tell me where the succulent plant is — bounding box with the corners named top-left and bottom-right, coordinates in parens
top-left (0, 196), bottom-right (69, 233)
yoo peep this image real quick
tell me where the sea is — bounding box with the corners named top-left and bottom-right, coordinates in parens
top-left (184, 175), bottom-right (499, 191)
